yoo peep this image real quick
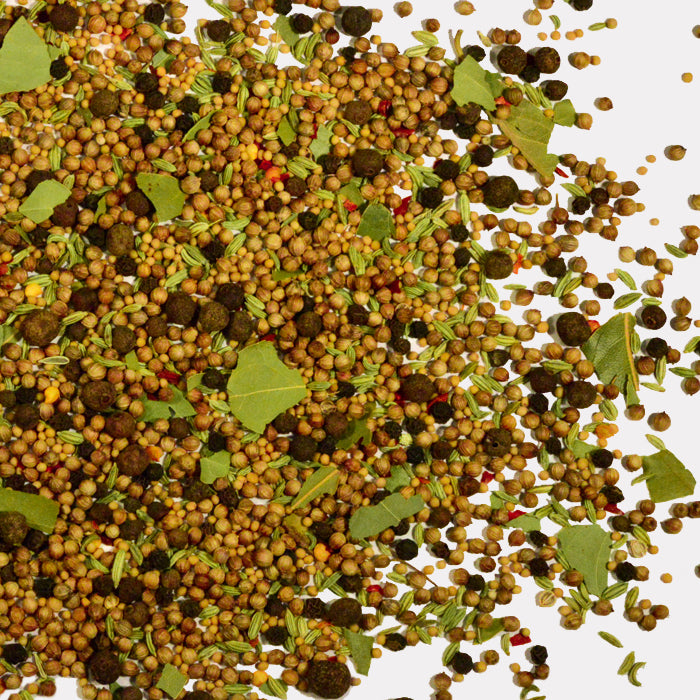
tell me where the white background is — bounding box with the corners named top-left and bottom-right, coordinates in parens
top-left (47, 0), bottom-right (700, 698)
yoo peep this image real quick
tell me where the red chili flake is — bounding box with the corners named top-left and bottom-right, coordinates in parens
top-left (312, 123), bottom-right (319, 139)
top-left (510, 633), bottom-right (531, 646)
top-left (366, 585), bottom-right (384, 594)
top-left (157, 369), bottom-right (181, 384)
top-left (0, 263), bottom-right (7, 276)
top-left (481, 471), bottom-right (495, 484)
top-left (513, 254), bottom-right (524, 274)
top-left (393, 196), bottom-right (411, 217)
top-left (328, 656), bottom-right (338, 663)
top-left (258, 159), bottom-right (273, 171)
top-left (280, 172), bottom-right (290, 182)
top-left (427, 393), bottom-right (448, 410)
top-left (391, 126), bottom-right (415, 137)
top-left (604, 503), bottom-right (622, 515)
top-left (119, 28), bottom-right (132, 41)
top-left (147, 393), bottom-right (158, 401)
top-left (260, 333), bottom-right (276, 342)
top-left (378, 100), bottom-right (392, 116)
top-left (494, 95), bottom-right (511, 106)
top-left (343, 200), bottom-right (358, 212)
top-left (507, 510), bottom-right (527, 521)
top-left (587, 319), bottom-right (601, 333)
top-left (417, 477), bottom-right (430, 484)
top-left (554, 167), bottom-right (569, 178)
top-left (388, 279), bottom-right (401, 295)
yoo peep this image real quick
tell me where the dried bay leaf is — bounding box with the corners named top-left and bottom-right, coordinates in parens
top-left (289, 466), bottom-right (339, 510)
top-left (552, 99), bottom-right (576, 127)
top-left (571, 439), bottom-right (596, 459)
top-left (277, 115), bottom-right (296, 146)
top-left (227, 342), bottom-right (307, 434)
top-left (0, 488), bottom-right (59, 533)
top-left (184, 110), bottom-right (217, 142)
top-left (356, 202), bottom-right (395, 241)
top-left (156, 664), bottom-right (188, 698)
top-left (344, 630), bottom-right (373, 675)
top-left (19, 180), bottom-right (71, 224)
top-left (200, 450), bottom-right (231, 484)
top-left (451, 55), bottom-right (496, 111)
top-left (507, 515), bottom-right (541, 532)
top-left (582, 313), bottom-right (639, 406)
top-left (0, 18), bottom-right (51, 94)
top-left (135, 173), bottom-right (186, 222)
top-left (557, 524), bottom-right (612, 596)
top-left (494, 100), bottom-right (558, 177)
top-left (337, 419), bottom-right (372, 450)
top-left (384, 465), bottom-right (412, 493)
top-left (273, 15), bottom-right (299, 47)
top-left (641, 449), bottom-right (696, 503)
top-left (309, 124), bottom-right (333, 160)
top-left (349, 493), bottom-right (424, 540)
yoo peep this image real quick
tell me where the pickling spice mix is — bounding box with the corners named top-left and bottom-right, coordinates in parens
top-left (0, 0), bottom-right (696, 698)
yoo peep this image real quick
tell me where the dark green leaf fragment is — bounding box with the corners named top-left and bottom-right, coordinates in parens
top-left (557, 524), bottom-right (612, 596)
top-left (494, 100), bottom-right (558, 177)
top-left (451, 55), bottom-right (496, 110)
top-left (641, 449), bottom-right (695, 503)
top-left (349, 493), bottom-right (423, 540)
top-left (0, 488), bottom-right (59, 533)
top-left (582, 312), bottom-right (639, 406)
top-left (344, 630), bottom-right (373, 675)
top-left (552, 99), bottom-right (575, 126)
top-left (357, 202), bottom-right (395, 241)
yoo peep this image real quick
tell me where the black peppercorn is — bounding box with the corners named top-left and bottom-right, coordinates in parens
top-left (483, 428), bottom-right (512, 457)
top-left (465, 45), bottom-right (485, 61)
top-left (290, 13), bottom-right (313, 33)
top-left (49, 57), bottom-right (69, 79)
top-left (326, 598), bottom-right (362, 627)
top-left (565, 380), bottom-right (597, 408)
top-left (472, 144), bottom-right (493, 167)
top-left (482, 176), bottom-right (519, 209)
top-left (595, 282), bottom-right (614, 299)
top-left (543, 257), bottom-right (566, 277)
top-left (341, 7), bottom-right (372, 36)
top-left (384, 633), bottom-right (407, 651)
top-left (419, 186), bottom-right (444, 209)
top-left (144, 3), bottom-right (165, 23)
top-left (529, 558), bottom-right (549, 576)
top-left (451, 651), bottom-right (474, 674)
top-left (497, 45), bottom-right (528, 74)
top-left (352, 148), bottom-right (384, 178)
top-left (529, 645), bottom-right (548, 665)
top-left (519, 64), bottom-right (541, 83)
top-left (645, 337), bottom-right (668, 358)
top-left (556, 312), bottom-right (592, 346)
top-left (395, 539), bottom-right (419, 560)
top-left (433, 159), bottom-right (460, 181)
top-left (429, 402), bottom-right (453, 423)
top-left (211, 72), bottom-right (233, 94)
top-left (542, 80), bottom-right (568, 101)
top-left (483, 250), bottom-right (514, 279)
top-left (534, 47), bottom-right (561, 74)
top-left (615, 562), bottom-right (637, 582)
top-left (206, 19), bottom-right (231, 42)
top-left (528, 368), bottom-right (557, 393)
top-left (640, 305), bottom-right (666, 330)
top-left (465, 574), bottom-right (485, 591)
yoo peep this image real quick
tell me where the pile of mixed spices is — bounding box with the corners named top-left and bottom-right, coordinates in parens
top-left (0, 0), bottom-right (695, 699)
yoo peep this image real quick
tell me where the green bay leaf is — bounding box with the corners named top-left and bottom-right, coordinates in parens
top-left (277, 115), bottom-right (296, 146)
top-left (337, 419), bottom-right (372, 450)
top-left (200, 450), bottom-right (231, 484)
top-left (642, 449), bottom-right (696, 503)
top-left (156, 664), bottom-right (188, 698)
top-left (19, 180), bottom-right (71, 224)
top-left (273, 15), bottom-right (299, 47)
top-left (0, 488), bottom-right (59, 533)
top-left (557, 524), bottom-right (612, 596)
top-left (0, 18), bottom-right (51, 95)
top-left (552, 99), bottom-right (576, 127)
top-left (582, 312), bottom-right (639, 406)
top-left (451, 55), bottom-right (496, 110)
top-left (227, 342), bottom-right (307, 433)
top-left (136, 173), bottom-right (185, 221)
top-left (349, 493), bottom-right (424, 540)
top-left (290, 466), bottom-right (339, 510)
top-left (344, 630), bottom-right (373, 675)
top-left (507, 515), bottom-right (541, 532)
top-left (494, 100), bottom-right (558, 177)
top-left (309, 124), bottom-right (333, 161)
top-left (357, 202), bottom-right (395, 241)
